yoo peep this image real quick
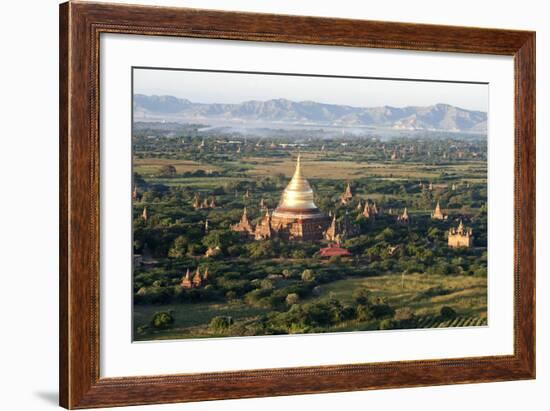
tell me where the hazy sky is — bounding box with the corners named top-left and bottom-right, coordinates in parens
top-left (133, 68), bottom-right (488, 112)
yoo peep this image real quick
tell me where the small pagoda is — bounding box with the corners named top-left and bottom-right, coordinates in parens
top-left (362, 202), bottom-right (371, 219)
top-left (448, 220), bottom-right (474, 248)
top-left (340, 183), bottom-right (353, 204)
top-left (254, 210), bottom-right (273, 240)
top-left (180, 269), bottom-right (193, 288)
top-left (431, 200), bottom-right (447, 220)
top-left (397, 208), bottom-right (410, 223)
top-left (181, 267), bottom-right (209, 289)
top-left (132, 186), bottom-right (141, 201)
top-left (231, 207), bottom-right (255, 236)
top-left (324, 215), bottom-right (340, 242)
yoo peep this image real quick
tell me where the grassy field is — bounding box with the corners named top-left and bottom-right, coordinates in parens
top-left (241, 157), bottom-right (486, 181)
top-left (134, 272), bottom-right (487, 341)
top-left (317, 273), bottom-right (487, 318)
top-left (134, 301), bottom-right (269, 340)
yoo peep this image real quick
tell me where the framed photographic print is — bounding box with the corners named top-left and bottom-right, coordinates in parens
top-left (59, 1), bottom-right (535, 409)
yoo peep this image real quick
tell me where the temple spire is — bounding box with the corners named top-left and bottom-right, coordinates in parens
top-left (276, 154), bottom-right (316, 210)
top-left (293, 154), bottom-right (302, 179)
top-left (340, 182), bottom-right (353, 204)
top-left (397, 207), bottom-right (409, 223)
top-left (362, 202), bottom-right (370, 218)
top-left (431, 199), bottom-right (446, 220)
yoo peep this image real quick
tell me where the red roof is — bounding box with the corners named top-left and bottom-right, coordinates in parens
top-left (318, 243), bottom-right (352, 257)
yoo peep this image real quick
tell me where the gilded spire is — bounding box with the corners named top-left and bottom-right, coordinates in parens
top-left (276, 155), bottom-right (317, 210)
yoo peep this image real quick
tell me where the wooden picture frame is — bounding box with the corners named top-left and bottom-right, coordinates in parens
top-left (59, 1), bottom-right (535, 408)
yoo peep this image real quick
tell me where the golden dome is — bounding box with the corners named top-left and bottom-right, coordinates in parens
top-left (273, 156), bottom-right (322, 216)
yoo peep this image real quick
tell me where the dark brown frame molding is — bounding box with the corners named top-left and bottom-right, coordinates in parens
top-left (59, 1), bottom-right (536, 408)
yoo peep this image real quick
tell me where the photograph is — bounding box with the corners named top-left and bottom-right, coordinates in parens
top-left (1, 0), bottom-right (540, 409)
top-left (131, 68), bottom-right (489, 341)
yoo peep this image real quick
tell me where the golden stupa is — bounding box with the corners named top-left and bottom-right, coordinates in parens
top-left (270, 155), bottom-right (330, 241)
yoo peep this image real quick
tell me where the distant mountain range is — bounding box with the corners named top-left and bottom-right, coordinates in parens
top-left (133, 94), bottom-right (487, 133)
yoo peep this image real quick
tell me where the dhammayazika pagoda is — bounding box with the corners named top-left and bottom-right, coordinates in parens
top-left (270, 155), bottom-right (331, 240)
top-left (233, 155), bottom-right (330, 241)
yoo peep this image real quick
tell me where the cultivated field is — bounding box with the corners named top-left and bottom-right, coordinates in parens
top-left (134, 155), bottom-right (487, 183)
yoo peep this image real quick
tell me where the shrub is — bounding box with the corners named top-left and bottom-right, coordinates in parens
top-left (379, 319), bottom-right (394, 330)
top-left (244, 288), bottom-right (273, 306)
top-left (356, 305), bottom-right (372, 321)
top-left (371, 304), bottom-right (395, 319)
top-left (158, 164), bottom-right (176, 177)
top-left (440, 306), bottom-right (457, 320)
top-left (292, 249), bottom-right (307, 259)
top-left (209, 316), bottom-right (234, 332)
top-left (281, 269), bottom-right (292, 278)
top-left (168, 235), bottom-right (188, 258)
top-left (285, 293), bottom-right (300, 305)
top-left (150, 311), bottom-right (174, 329)
top-left (301, 269), bottom-right (315, 282)
top-left (352, 288), bottom-right (371, 305)
top-left (260, 279), bottom-right (274, 290)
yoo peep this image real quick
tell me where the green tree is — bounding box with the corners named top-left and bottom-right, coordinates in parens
top-left (376, 227), bottom-right (396, 242)
top-left (292, 249), bottom-right (307, 259)
top-left (150, 311), bottom-right (174, 329)
top-left (247, 241), bottom-right (276, 259)
top-left (209, 316), bottom-right (234, 332)
top-left (352, 288), bottom-right (371, 305)
top-left (301, 269), bottom-right (315, 282)
top-left (379, 318), bottom-right (394, 330)
top-left (159, 164), bottom-right (177, 177)
top-left (168, 235), bottom-right (188, 258)
top-left (440, 306), bottom-right (457, 320)
top-left (286, 293), bottom-right (300, 305)
top-left (202, 230), bottom-right (235, 250)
